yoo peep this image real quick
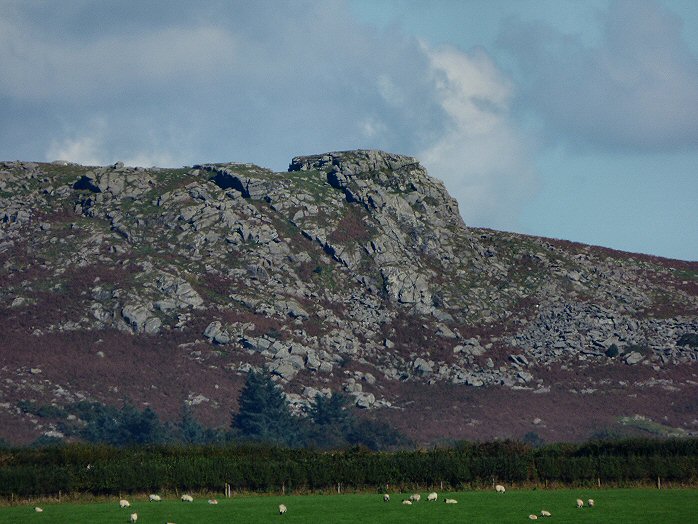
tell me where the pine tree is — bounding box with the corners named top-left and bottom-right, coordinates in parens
top-left (310, 392), bottom-right (351, 427)
top-left (232, 370), bottom-right (296, 445)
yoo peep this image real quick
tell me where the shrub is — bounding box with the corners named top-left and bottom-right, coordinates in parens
top-left (605, 343), bottom-right (619, 358)
top-left (677, 333), bottom-right (698, 348)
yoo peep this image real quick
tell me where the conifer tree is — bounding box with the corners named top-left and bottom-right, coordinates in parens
top-left (232, 370), bottom-right (296, 445)
top-left (310, 392), bottom-right (351, 427)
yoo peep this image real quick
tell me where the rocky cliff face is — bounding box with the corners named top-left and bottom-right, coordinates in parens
top-left (1, 151), bottom-right (696, 444)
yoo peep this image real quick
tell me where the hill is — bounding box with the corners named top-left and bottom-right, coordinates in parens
top-left (0, 150), bottom-right (696, 445)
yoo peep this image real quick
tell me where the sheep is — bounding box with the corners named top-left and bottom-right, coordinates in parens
top-left (540, 510), bottom-right (552, 517)
top-left (444, 498), bottom-right (458, 504)
top-left (588, 498), bottom-right (595, 507)
top-left (119, 499), bottom-right (130, 508)
top-left (402, 499), bottom-right (412, 505)
top-left (409, 493), bottom-right (421, 502)
top-left (576, 498), bottom-right (584, 508)
top-left (529, 514), bottom-right (538, 520)
top-left (129, 513), bottom-right (138, 523)
top-left (495, 484), bottom-right (506, 493)
top-left (208, 499), bottom-right (219, 505)
top-left (279, 503), bottom-right (287, 515)
top-left (149, 494), bottom-right (161, 502)
top-left (427, 492), bottom-right (438, 502)
top-left (383, 494), bottom-right (390, 502)
top-left (34, 507), bottom-right (43, 513)
top-left (181, 494), bottom-right (193, 502)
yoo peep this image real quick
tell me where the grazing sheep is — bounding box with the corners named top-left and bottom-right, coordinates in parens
top-left (208, 499), bottom-right (219, 505)
top-left (129, 513), bottom-right (138, 523)
top-left (279, 504), bottom-right (287, 515)
top-left (119, 499), bottom-right (130, 508)
top-left (588, 498), bottom-right (595, 507)
top-left (529, 514), bottom-right (538, 520)
top-left (402, 500), bottom-right (413, 505)
top-left (149, 494), bottom-right (161, 502)
top-left (540, 510), bottom-right (552, 517)
top-left (427, 492), bottom-right (438, 502)
top-left (444, 498), bottom-right (458, 504)
top-left (576, 498), bottom-right (584, 508)
top-left (34, 507), bottom-right (43, 513)
top-left (383, 494), bottom-right (390, 502)
top-left (181, 494), bottom-right (193, 502)
top-left (495, 484), bottom-right (506, 493)
top-left (409, 493), bottom-right (421, 502)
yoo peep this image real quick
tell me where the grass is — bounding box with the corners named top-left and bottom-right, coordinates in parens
top-left (1, 488), bottom-right (696, 523)
top-left (618, 415), bottom-right (690, 438)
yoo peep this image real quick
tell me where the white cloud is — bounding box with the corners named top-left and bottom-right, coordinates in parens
top-left (47, 135), bottom-right (105, 167)
top-left (46, 119), bottom-right (191, 167)
top-left (419, 44), bottom-right (537, 228)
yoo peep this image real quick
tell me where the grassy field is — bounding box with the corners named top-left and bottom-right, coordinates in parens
top-left (0, 488), bottom-right (696, 523)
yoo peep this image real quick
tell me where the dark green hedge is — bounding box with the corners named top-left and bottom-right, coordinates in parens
top-left (1, 439), bottom-right (697, 497)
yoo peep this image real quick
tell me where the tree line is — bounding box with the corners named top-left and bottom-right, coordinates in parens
top-left (0, 438), bottom-right (697, 497)
top-left (16, 371), bottom-right (407, 450)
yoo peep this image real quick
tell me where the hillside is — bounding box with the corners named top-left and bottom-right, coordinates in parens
top-left (0, 150), bottom-right (696, 445)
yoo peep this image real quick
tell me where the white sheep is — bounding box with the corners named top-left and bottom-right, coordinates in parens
top-left (402, 499), bottom-right (412, 505)
top-left (279, 503), bottom-right (287, 515)
top-left (427, 492), bottom-right (438, 502)
top-left (495, 484), bottom-right (506, 493)
top-left (149, 494), bottom-right (161, 502)
top-left (129, 513), bottom-right (138, 523)
top-left (383, 494), bottom-right (390, 502)
top-left (529, 514), bottom-right (538, 520)
top-left (181, 494), bottom-right (193, 502)
top-left (576, 498), bottom-right (584, 508)
top-left (208, 499), bottom-right (219, 505)
top-left (119, 499), bottom-right (130, 508)
top-left (409, 493), bottom-right (421, 502)
top-left (540, 510), bottom-right (552, 517)
top-left (588, 498), bottom-right (595, 507)
top-left (444, 498), bottom-right (458, 504)
top-left (34, 507), bottom-right (43, 513)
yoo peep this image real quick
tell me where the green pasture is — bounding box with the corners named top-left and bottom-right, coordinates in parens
top-left (0, 488), bottom-right (696, 523)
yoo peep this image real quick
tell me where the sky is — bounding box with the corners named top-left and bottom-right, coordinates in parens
top-left (1, 0), bottom-right (696, 261)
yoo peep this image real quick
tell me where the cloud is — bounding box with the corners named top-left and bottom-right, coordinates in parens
top-left (46, 117), bottom-right (195, 167)
top-left (498, 0), bottom-right (698, 152)
top-left (419, 44), bottom-right (537, 228)
top-left (47, 134), bottom-right (105, 167)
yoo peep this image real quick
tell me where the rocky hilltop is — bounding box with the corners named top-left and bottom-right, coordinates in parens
top-left (1, 150), bottom-right (696, 444)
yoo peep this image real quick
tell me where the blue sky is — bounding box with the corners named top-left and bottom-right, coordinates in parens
top-left (1, 0), bottom-right (696, 260)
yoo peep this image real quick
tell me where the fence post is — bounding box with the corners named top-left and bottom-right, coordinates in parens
top-left (657, 476), bottom-right (661, 490)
